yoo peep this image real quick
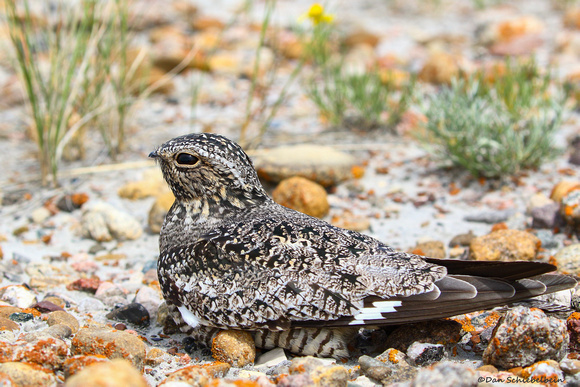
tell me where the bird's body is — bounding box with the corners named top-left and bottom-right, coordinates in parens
top-left (151, 133), bottom-right (576, 358)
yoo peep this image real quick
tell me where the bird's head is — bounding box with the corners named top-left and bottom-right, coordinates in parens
top-left (150, 133), bottom-right (268, 207)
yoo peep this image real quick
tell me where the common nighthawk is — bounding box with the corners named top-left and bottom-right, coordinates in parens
top-left (150, 133), bottom-right (576, 358)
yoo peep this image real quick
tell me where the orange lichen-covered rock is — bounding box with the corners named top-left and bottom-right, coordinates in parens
top-left (70, 327), bottom-right (147, 370)
top-left (211, 330), bottom-right (255, 367)
top-left (469, 229), bottom-right (540, 261)
top-left (483, 306), bottom-right (568, 368)
top-left (65, 359), bottom-right (148, 387)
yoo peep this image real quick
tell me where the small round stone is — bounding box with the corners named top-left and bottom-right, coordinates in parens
top-left (211, 329), bottom-right (255, 367)
top-left (9, 312), bottom-right (33, 323)
top-left (47, 311), bottom-right (80, 333)
top-left (65, 359), bottom-right (148, 387)
top-left (106, 303), bottom-right (150, 327)
top-left (0, 317), bottom-right (19, 332)
top-left (272, 176), bottom-right (329, 218)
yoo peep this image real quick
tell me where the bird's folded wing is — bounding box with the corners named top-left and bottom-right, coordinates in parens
top-left (293, 273), bottom-right (577, 328)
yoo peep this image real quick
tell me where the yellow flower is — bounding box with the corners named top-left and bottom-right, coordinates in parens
top-left (303, 3), bottom-right (333, 25)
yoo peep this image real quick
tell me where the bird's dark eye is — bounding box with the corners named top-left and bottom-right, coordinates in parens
top-left (175, 153), bottom-right (199, 166)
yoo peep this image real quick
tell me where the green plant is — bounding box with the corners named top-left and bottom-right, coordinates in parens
top-left (307, 65), bottom-right (416, 130)
top-left (419, 62), bottom-right (568, 178)
top-left (6, 0), bottom-right (133, 186)
top-left (301, 4), bottom-right (415, 131)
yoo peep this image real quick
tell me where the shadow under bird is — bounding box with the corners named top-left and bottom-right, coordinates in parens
top-left (150, 132), bottom-right (577, 358)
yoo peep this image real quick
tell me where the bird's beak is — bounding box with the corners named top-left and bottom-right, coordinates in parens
top-left (149, 150), bottom-right (159, 159)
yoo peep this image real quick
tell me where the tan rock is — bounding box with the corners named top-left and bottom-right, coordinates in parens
top-left (0, 362), bottom-right (55, 387)
top-left (47, 310), bottom-right (80, 333)
top-left (418, 52), bottom-right (459, 85)
top-left (565, 8), bottom-right (580, 29)
top-left (343, 29), bottom-right (380, 48)
top-left (208, 47), bottom-right (274, 79)
top-left (410, 241), bottom-right (446, 259)
top-left (63, 355), bottom-right (110, 378)
top-left (65, 359), bottom-right (148, 387)
top-left (160, 362), bottom-right (230, 385)
top-left (118, 179), bottom-right (167, 200)
top-left (212, 330), bottom-right (255, 367)
top-left (0, 317), bottom-right (19, 332)
top-left (71, 327), bottom-right (147, 370)
top-left (191, 16), bottom-right (225, 31)
top-left (251, 145), bottom-right (356, 187)
top-left (469, 229), bottom-right (541, 261)
top-left (272, 177), bottom-right (329, 218)
top-left (0, 337), bottom-right (68, 370)
top-left (148, 191), bottom-right (175, 233)
top-left (551, 180), bottom-right (580, 203)
top-left (150, 26), bottom-right (207, 72)
top-left (554, 244), bottom-right (580, 275)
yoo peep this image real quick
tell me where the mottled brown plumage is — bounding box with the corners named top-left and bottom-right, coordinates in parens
top-left (150, 133), bottom-right (576, 358)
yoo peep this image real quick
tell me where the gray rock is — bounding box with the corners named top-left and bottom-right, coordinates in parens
top-left (358, 355), bottom-right (392, 383)
top-left (250, 145), bottom-right (356, 187)
top-left (554, 244), bottom-right (580, 275)
top-left (409, 362), bottom-right (477, 387)
top-left (464, 210), bottom-right (514, 224)
top-left (255, 347), bottom-right (288, 368)
top-left (106, 303), bottom-right (150, 327)
top-left (531, 203), bottom-right (562, 229)
top-left (406, 342), bottom-right (445, 366)
top-left (534, 229), bottom-right (559, 249)
top-left (483, 306), bottom-right (568, 368)
top-left (81, 202), bottom-right (142, 242)
top-left (560, 358), bottom-right (580, 375)
top-left (77, 297), bottom-right (106, 312)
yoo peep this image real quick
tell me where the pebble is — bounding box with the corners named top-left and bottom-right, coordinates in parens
top-left (117, 173), bottom-right (167, 200)
top-left (32, 300), bottom-right (64, 313)
top-left (67, 277), bottom-right (101, 293)
top-left (47, 310), bottom-right (80, 333)
top-left (406, 342), bottom-right (445, 366)
top-left (0, 337), bottom-right (68, 370)
top-left (65, 358), bottom-right (148, 387)
top-left (483, 306), bottom-right (568, 368)
top-left (384, 320), bottom-right (463, 352)
top-left (358, 355), bottom-right (393, 384)
top-left (272, 176), bottom-right (330, 218)
top-left (0, 317), bottom-right (19, 332)
top-left (81, 202), bottom-right (142, 242)
top-left (255, 347), bottom-right (287, 368)
top-left (560, 189), bottom-right (580, 226)
top-left (0, 362), bottom-right (56, 386)
top-left (77, 297), bottom-right (105, 312)
top-left (30, 207), bottom-right (51, 224)
top-left (161, 362), bottom-right (230, 385)
top-left (409, 361), bottom-right (478, 387)
top-left (282, 356), bottom-right (349, 387)
top-left (527, 192), bottom-right (555, 213)
top-left (567, 312), bottom-right (580, 352)
top-left (63, 355), bottom-right (110, 378)
top-left (554, 244), bottom-right (580, 275)
top-left (71, 326), bottom-right (147, 370)
top-left (134, 286), bottom-right (163, 320)
top-left (520, 360), bottom-right (564, 383)
top-left (531, 203), bottom-right (562, 229)
top-left (418, 51), bottom-right (459, 85)
top-left (448, 231), bottom-right (475, 247)
top-left (0, 306), bottom-right (22, 319)
top-left (211, 329), bottom-right (255, 367)
top-left (250, 145), bottom-right (356, 187)
top-left (464, 209), bottom-right (514, 224)
top-left (560, 358), bottom-right (580, 374)
top-left (106, 303), bottom-right (150, 327)
top-left (534, 229), bottom-right (559, 249)
top-left (410, 240), bottom-right (446, 258)
top-left (23, 324), bottom-right (72, 341)
top-left (9, 312), bottom-right (32, 322)
top-left (468, 229), bottom-right (540, 261)
top-left (551, 180), bottom-right (580, 203)
top-left (0, 285), bottom-right (37, 308)
top-left (148, 191), bottom-right (175, 233)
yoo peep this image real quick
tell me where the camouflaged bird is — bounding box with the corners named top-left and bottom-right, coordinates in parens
top-left (150, 133), bottom-right (576, 358)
